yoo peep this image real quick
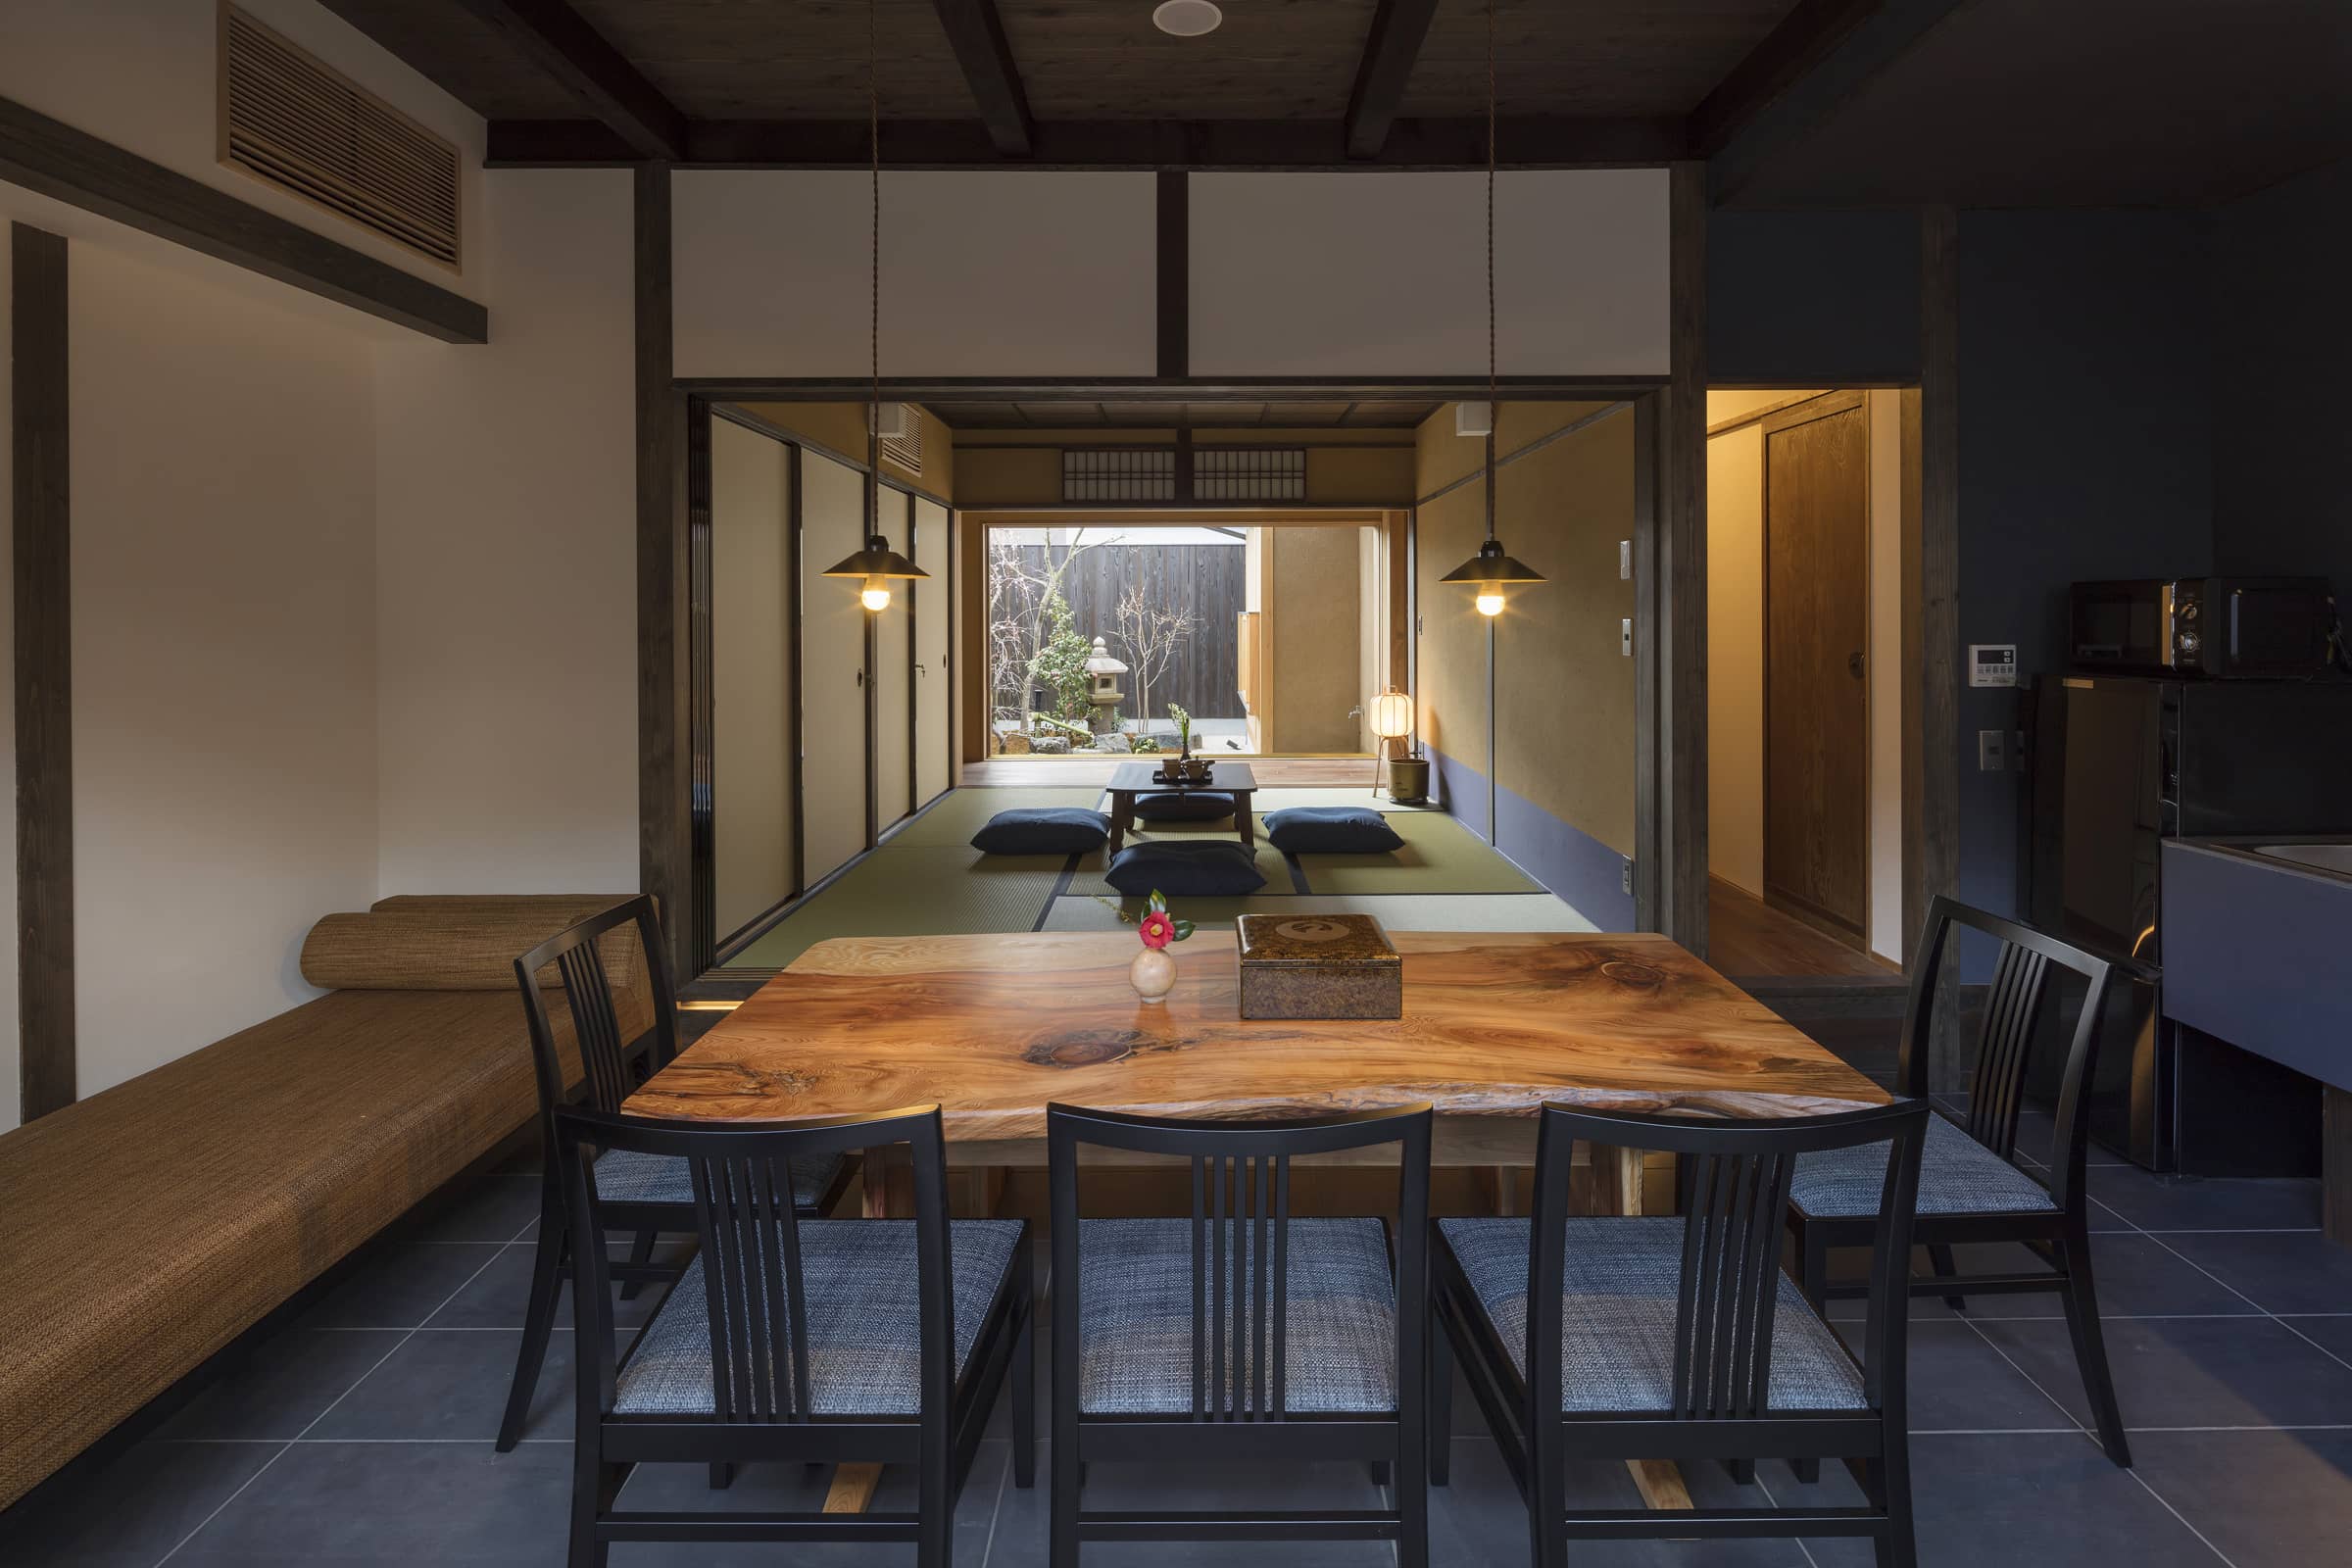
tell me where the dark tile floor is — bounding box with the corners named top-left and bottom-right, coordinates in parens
top-left (4, 1102), bottom-right (2347, 1564)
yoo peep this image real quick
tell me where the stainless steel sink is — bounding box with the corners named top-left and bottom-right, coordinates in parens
top-left (2248, 842), bottom-right (2352, 877)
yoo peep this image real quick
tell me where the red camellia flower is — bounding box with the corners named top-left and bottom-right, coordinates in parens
top-left (1138, 910), bottom-right (1175, 950)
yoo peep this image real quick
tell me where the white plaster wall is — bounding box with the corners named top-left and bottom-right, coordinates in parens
top-left (373, 170), bottom-right (637, 896)
top-left (1190, 171), bottom-right (1670, 376)
top-left (0, 0), bottom-right (489, 300)
top-left (673, 172), bottom-right (1158, 378)
top-left (67, 240), bottom-right (380, 1096)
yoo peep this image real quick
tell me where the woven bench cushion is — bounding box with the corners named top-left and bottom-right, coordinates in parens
top-left (1076, 1217), bottom-right (1397, 1415)
top-left (593, 1148), bottom-right (840, 1211)
top-left (1439, 1217), bottom-right (1866, 1413)
top-left (614, 1219), bottom-right (1024, 1417)
top-left (1790, 1113), bottom-right (2055, 1219)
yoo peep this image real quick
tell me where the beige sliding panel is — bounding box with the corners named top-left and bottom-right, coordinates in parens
top-left (914, 498), bottom-right (953, 807)
top-left (801, 450), bottom-right (870, 883)
top-left (873, 487), bottom-right (915, 831)
top-left (710, 417), bottom-right (797, 939)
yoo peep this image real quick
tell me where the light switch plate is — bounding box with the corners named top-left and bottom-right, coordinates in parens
top-left (1978, 729), bottom-right (2009, 771)
top-left (1619, 540), bottom-right (1632, 579)
top-left (1620, 859), bottom-right (1633, 895)
top-left (1620, 618), bottom-right (1634, 657)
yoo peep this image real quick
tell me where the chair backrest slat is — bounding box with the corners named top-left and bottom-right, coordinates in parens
top-left (554, 1103), bottom-right (951, 1427)
top-left (1897, 896), bottom-right (2115, 1201)
top-left (1051, 1102), bottom-right (1431, 1425)
top-left (513, 897), bottom-right (679, 1124)
top-left (1530, 1102), bottom-right (1927, 1433)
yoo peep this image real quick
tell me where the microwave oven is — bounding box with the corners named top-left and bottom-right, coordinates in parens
top-left (2069, 577), bottom-right (2334, 678)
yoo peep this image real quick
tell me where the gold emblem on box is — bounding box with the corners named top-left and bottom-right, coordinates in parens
top-left (1235, 913), bottom-right (1402, 1020)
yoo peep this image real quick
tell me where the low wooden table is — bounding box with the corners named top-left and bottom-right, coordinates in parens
top-left (628, 930), bottom-right (1886, 1514)
top-left (1103, 759), bottom-right (1256, 856)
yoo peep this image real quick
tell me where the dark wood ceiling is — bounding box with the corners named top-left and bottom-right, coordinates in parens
top-left (1726, 0), bottom-right (2352, 208)
top-left (317, 0), bottom-right (1835, 168)
top-left (927, 398), bottom-right (1442, 430)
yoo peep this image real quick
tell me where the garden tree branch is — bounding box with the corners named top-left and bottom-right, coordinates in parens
top-left (985, 531), bottom-right (1102, 738)
top-left (1111, 580), bottom-right (1199, 737)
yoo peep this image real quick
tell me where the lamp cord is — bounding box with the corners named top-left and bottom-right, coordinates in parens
top-left (1484, 0), bottom-right (1498, 546)
top-left (867, 0), bottom-right (880, 539)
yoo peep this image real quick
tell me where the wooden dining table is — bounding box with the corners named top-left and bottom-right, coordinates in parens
top-left (625, 928), bottom-right (1887, 1514)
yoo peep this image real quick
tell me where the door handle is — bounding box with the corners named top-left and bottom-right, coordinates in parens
top-left (1847, 652), bottom-right (1866, 679)
top-left (856, 668), bottom-right (865, 687)
top-left (916, 662), bottom-right (927, 675)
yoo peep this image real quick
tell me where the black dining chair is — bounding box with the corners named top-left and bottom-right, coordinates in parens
top-left (553, 1102), bottom-right (1034, 1567)
top-left (1432, 1099), bottom-right (1930, 1568)
top-left (1786, 896), bottom-right (2132, 1471)
top-left (494, 896), bottom-right (849, 1454)
top-left (1046, 1101), bottom-right (1433, 1568)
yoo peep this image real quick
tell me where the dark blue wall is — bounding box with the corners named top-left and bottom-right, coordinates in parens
top-left (1709, 205), bottom-right (2222, 963)
top-left (1953, 210), bottom-right (2218, 923)
top-left (1709, 209), bottom-right (1921, 385)
top-left (2210, 159), bottom-right (2352, 596)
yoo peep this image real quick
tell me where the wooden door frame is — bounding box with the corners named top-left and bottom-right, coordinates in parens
top-left (1757, 388), bottom-right (1873, 948)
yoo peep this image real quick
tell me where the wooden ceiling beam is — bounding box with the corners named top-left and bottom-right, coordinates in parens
top-left (487, 114), bottom-right (1688, 171)
top-left (928, 0), bottom-right (1034, 157)
top-left (452, 0), bottom-right (686, 162)
top-left (0, 94), bottom-right (487, 343)
top-left (1344, 0), bottom-right (1442, 160)
top-left (1688, 0), bottom-right (1882, 157)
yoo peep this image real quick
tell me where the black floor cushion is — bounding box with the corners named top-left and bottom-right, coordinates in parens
top-left (1131, 791), bottom-right (1237, 823)
top-left (970, 807), bottom-right (1111, 855)
top-left (1104, 839), bottom-right (1267, 897)
top-left (1263, 806), bottom-right (1405, 854)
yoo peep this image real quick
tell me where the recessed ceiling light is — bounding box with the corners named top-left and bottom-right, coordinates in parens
top-left (1153, 0), bottom-right (1223, 38)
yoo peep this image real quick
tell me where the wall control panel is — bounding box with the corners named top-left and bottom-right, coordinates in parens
top-left (1968, 643), bottom-right (2019, 687)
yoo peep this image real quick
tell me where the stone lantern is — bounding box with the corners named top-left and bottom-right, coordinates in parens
top-left (1083, 636), bottom-right (1128, 735)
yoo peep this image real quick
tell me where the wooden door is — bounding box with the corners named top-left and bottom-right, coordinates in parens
top-left (873, 488), bottom-right (914, 831)
top-left (913, 498), bottom-right (952, 807)
top-left (800, 451), bottom-right (869, 883)
top-left (1763, 392), bottom-right (1871, 940)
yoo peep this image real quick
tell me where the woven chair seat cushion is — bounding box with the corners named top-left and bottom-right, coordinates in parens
top-left (1790, 1114), bottom-right (2055, 1219)
top-left (592, 1148), bottom-right (841, 1211)
top-left (1439, 1217), bottom-right (1866, 1413)
top-left (1076, 1217), bottom-right (1398, 1415)
top-left (1132, 791), bottom-right (1238, 822)
top-left (613, 1219), bottom-right (1024, 1417)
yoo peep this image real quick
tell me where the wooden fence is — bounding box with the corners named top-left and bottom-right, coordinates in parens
top-left (993, 542), bottom-right (1246, 724)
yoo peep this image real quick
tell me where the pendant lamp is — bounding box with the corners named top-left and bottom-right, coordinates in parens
top-left (820, 0), bottom-right (927, 612)
top-left (1440, 0), bottom-right (1544, 617)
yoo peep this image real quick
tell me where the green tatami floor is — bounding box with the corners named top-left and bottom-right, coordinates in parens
top-left (723, 786), bottom-right (1593, 971)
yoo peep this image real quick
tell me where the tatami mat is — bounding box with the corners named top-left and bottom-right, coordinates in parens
top-left (727, 845), bottom-right (1070, 970)
top-left (879, 787), bottom-right (1106, 847)
top-left (720, 788), bottom-right (1569, 970)
top-left (1042, 891), bottom-right (1598, 934)
top-left (1299, 809), bottom-right (1543, 895)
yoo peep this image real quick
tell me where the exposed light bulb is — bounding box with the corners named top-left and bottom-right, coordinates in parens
top-left (1476, 591), bottom-right (1505, 617)
top-left (860, 579), bottom-right (893, 612)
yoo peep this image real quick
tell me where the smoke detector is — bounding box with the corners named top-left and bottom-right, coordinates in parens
top-left (1153, 1), bottom-right (1223, 38)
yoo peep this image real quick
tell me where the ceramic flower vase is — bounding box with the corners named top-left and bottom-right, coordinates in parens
top-left (1129, 945), bottom-right (1178, 1004)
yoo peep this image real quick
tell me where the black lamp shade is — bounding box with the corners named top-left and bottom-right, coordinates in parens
top-left (820, 534), bottom-right (928, 579)
top-left (1439, 537), bottom-right (1544, 587)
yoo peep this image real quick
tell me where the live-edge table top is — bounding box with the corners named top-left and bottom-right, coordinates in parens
top-left (627, 930), bottom-right (1886, 1142)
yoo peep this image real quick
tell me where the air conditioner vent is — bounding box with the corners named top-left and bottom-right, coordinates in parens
top-left (220, 6), bottom-right (462, 270)
top-left (880, 407), bottom-right (922, 475)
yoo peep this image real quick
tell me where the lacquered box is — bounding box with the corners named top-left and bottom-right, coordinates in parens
top-left (1235, 913), bottom-right (1402, 1020)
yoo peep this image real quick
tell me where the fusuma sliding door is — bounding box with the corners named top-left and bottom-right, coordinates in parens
top-left (914, 497), bottom-right (952, 806)
top-left (708, 416), bottom-right (796, 941)
top-left (873, 487), bottom-right (914, 830)
top-left (800, 450), bottom-right (869, 884)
